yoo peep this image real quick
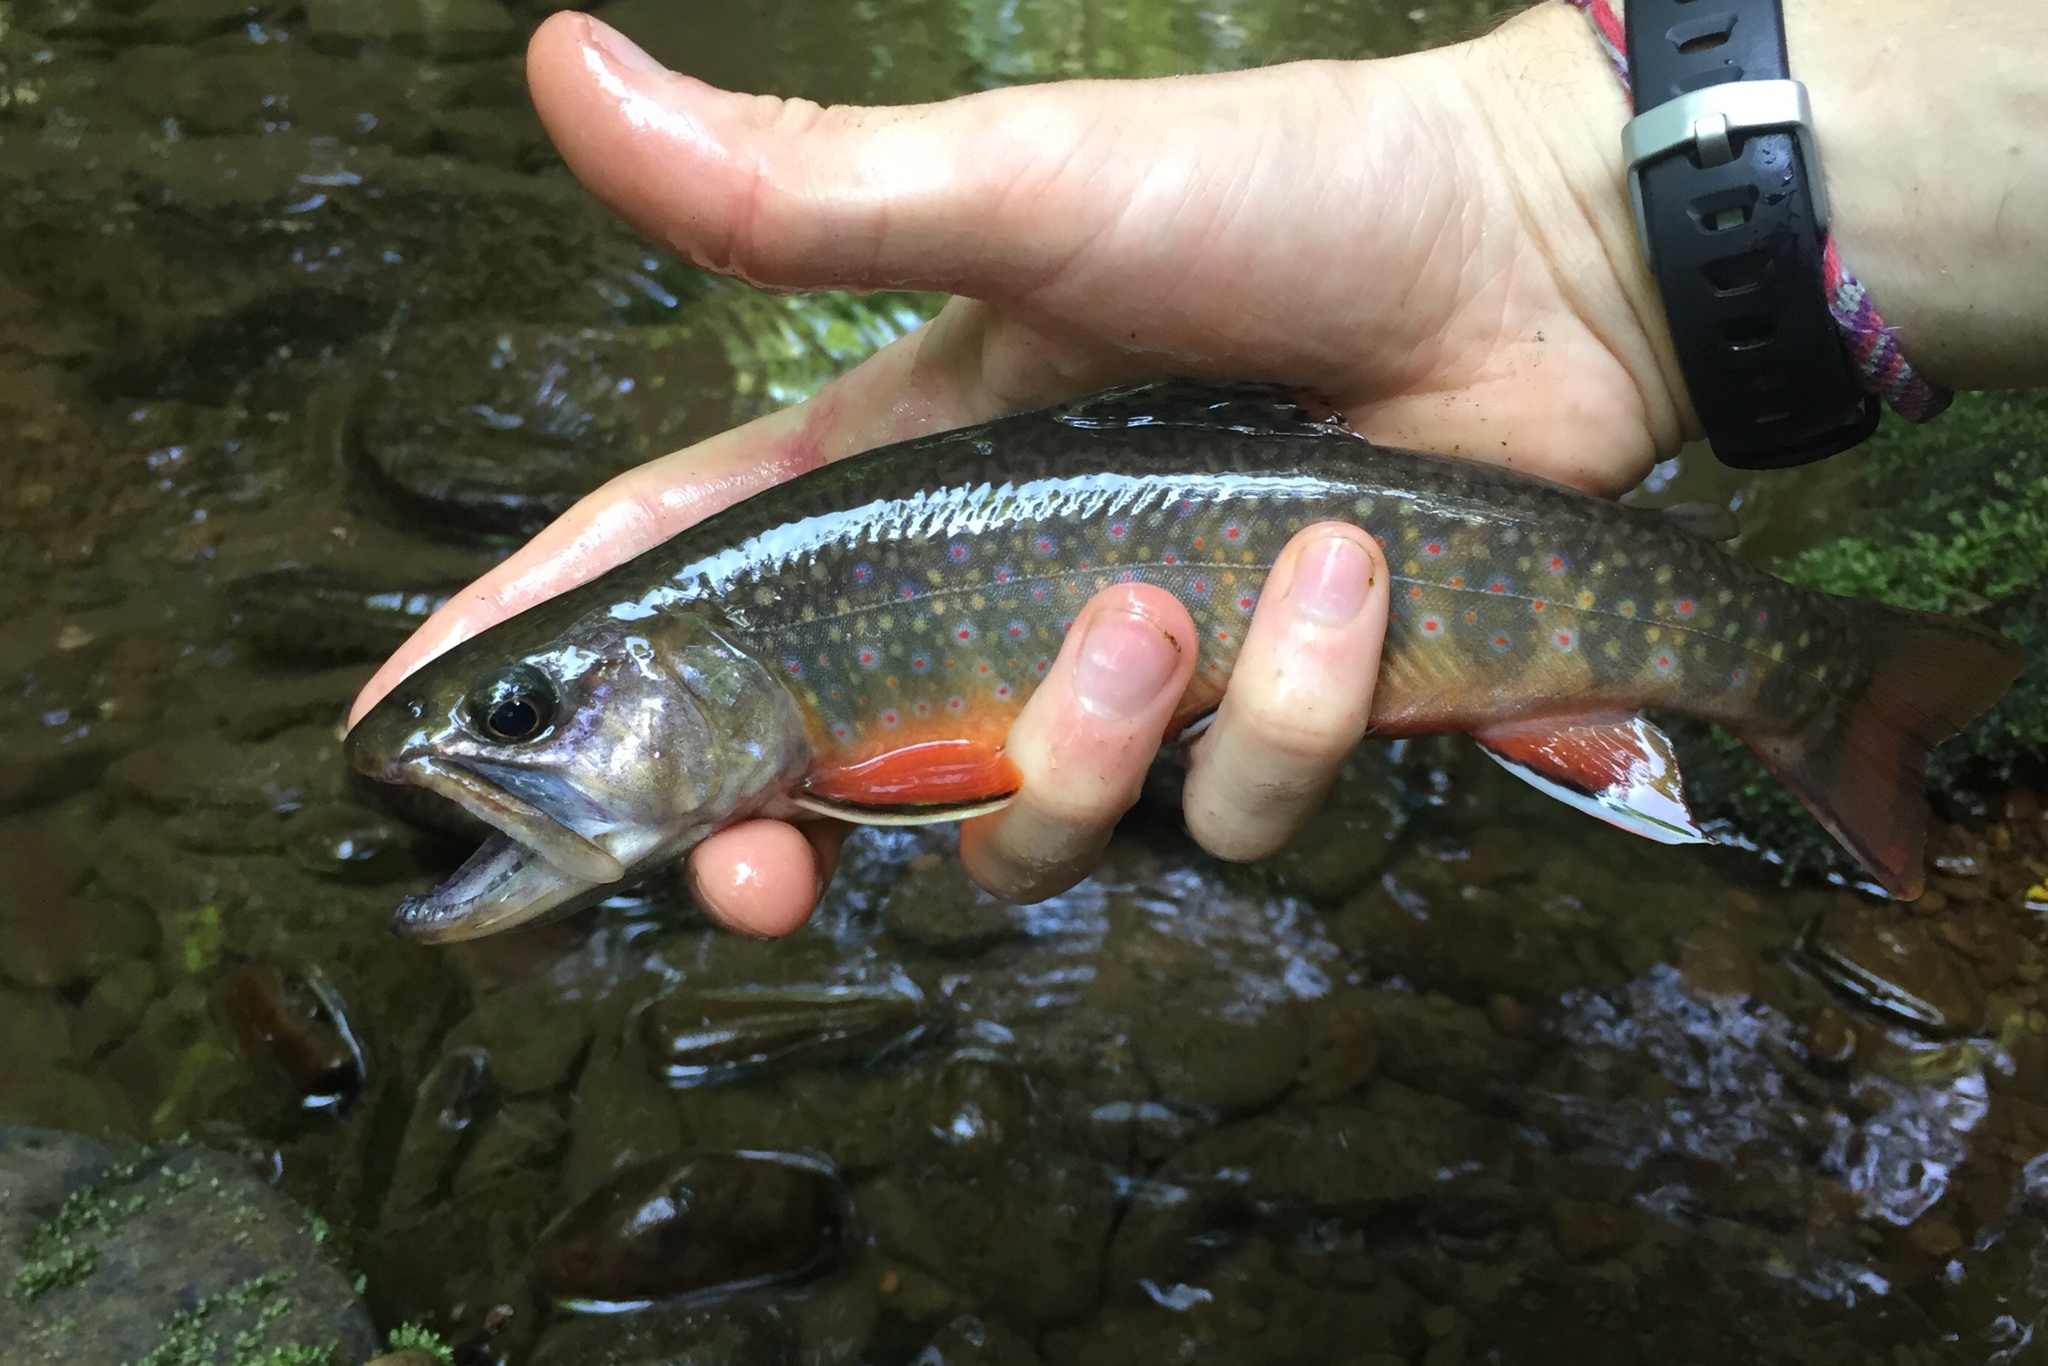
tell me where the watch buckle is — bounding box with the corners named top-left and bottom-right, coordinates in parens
top-left (1622, 79), bottom-right (1828, 271)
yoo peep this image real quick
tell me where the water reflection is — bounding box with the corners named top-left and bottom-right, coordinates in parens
top-left (4, 0), bottom-right (2047, 1358)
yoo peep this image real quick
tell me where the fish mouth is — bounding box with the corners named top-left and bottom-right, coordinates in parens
top-left (392, 833), bottom-right (604, 943)
top-left (388, 757), bottom-right (627, 943)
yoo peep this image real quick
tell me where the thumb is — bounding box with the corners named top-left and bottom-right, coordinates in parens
top-left (527, 11), bottom-right (1112, 295)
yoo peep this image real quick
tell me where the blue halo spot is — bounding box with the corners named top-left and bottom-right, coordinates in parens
top-left (947, 541), bottom-right (971, 564)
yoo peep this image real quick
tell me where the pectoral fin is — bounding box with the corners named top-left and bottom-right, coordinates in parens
top-left (1474, 713), bottom-right (1708, 846)
top-left (795, 738), bottom-right (1022, 826)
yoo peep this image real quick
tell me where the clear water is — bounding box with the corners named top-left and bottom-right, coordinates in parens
top-left (2, 0), bottom-right (2044, 1361)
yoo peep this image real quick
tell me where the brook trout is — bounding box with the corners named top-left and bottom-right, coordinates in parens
top-left (346, 383), bottom-right (2022, 942)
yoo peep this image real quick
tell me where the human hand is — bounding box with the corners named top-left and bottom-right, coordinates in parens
top-left (351, 1), bottom-right (1677, 935)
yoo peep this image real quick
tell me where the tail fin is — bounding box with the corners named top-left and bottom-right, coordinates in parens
top-left (1735, 606), bottom-right (2023, 899)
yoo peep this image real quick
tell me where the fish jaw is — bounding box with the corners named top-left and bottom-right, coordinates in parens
top-left (346, 611), bottom-right (818, 942)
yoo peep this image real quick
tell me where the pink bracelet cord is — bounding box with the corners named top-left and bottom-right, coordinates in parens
top-left (1565, 0), bottom-right (1950, 425)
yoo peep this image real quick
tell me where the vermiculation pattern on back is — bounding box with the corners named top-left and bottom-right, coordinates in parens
top-left (596, 407), bottom-right (1852, 768)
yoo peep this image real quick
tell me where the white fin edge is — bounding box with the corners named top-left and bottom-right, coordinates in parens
top-left (790, 794), bottom-right (1018, 827)
top-left (1481, 746), bottom-right (1711, 846)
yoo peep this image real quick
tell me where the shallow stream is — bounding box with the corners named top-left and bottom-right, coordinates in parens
top-left (4, 0), bottom-right (2048, 1362)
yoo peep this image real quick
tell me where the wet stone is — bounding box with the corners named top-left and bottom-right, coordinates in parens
top-left (637, 982), bottom-right (927, 1087)
top-left (221, 566), bottom-right (456, 666)
top-left (527, 1303), bottom-right (797, 1366)
top-left (288, 803), bottom-right (415, 882)
top-left (446, 986), bottom-right (593, 1094)
top-left (1552, 1198), bottom-right (1641, 1262)
top-left (453, 1099), bottom-right (571, 1200)
top-left (916, 1313), bottom-right (1043, 1365)
top-left (881, 854), bottom-right (1022, 956)
top-left (0, 811), bottom-right (156, 989)
top-left (106, 726), bottom-right (345, 814)
top-left (381, 1046), bottom-right (495, 1226)
top-left (351, 325), bottom-right (736, 539)
top-left (919, 1049), bottom-right (1033, 1157)
top-left (531, 1150), bottom-right (849, 1310)
top-left (0, 1126), bottom-right (377, 1363)
top-left (211, 959), bottom-right (368, 1115)
top-left (1801, 898), bottom-right (1987, 1036)
top-left (305, 0), bottom-right (520, 58)
top-left (1254, 746), bottom-right (1409, 902)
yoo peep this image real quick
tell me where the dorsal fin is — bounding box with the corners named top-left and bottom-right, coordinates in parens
top-left (1054, 380), bottom-right (1362, 441)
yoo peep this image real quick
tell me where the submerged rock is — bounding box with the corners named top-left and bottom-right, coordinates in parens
top-left (212, 960), bottom-right (368, 1115)
top-left (381, 1047), bottom-right (495, 1226)
top-left (221, 565), bottom-right (456, 666)
top-left (881, 856), bottom-right (1022, 957)
top-left (351, 325), bottom-right (735, 539)
top-left (1799, 898), bottom-right (1986, 1035)
top-left (0, 1125), bottom-right (377, 1363)
top-left (637, 983), bottom-right (927, 1087)
top-left (532, 1151), bottom-right (849, 1309)
top-left (528, 1303), bottom-right (798, 1366)
top-left (288, 803), bottom-right (413, 883)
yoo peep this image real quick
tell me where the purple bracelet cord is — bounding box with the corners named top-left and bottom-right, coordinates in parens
top-left (1564, 0), bottom-right (1950, 424)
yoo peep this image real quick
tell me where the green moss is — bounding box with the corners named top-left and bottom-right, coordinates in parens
top-left (1674, 389), bottom-right (2048, 878)
top-left (386, 1324), bottom-right (456, 1364)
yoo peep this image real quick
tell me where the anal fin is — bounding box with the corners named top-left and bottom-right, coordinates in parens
top-left (1474, 713), bottom-right (1708, 846)
top-left (796, 738), bottom-right (1022, 827)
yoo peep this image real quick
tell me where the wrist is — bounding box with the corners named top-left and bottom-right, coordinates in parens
top-left (1447, 1), bottom-right (1697, 451)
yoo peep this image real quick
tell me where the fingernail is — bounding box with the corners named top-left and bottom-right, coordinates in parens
top-left (1073, 607), bottom-right (1180, 722)
top-left (587, 16), bottom-right (667, 76)
top-left (1289, 533), bottom-right (1373, 626)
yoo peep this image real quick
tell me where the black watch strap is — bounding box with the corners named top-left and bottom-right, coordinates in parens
top-left (1624, 0), bottom-right (1877, 469)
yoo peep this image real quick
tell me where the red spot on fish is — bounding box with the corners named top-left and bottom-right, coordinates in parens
top-left (1547, 553), bottom-right (1570, 574)
top-left (995, 565), bottom-right (1014, 583)
top-left (1490, 633), bottom-right (1511, 653)
top-left (1223, 524), bottom-right (1243, 541)
top-left (1214, 627), bottom-right (1231, 643)
top-left (852, 562), bottom-right (874, 584)
top-left (858, 648), bottom-right (878, 668)
top-left (911, 654), bottom-right (930, 673)
top-left (1033, 657), bottom-right (1051, 673)
top-left (1424, 540), bottom-right (1445, 558)
top-left (1109, 522), bottom-right (1128, 540)
top-left (1530, 600), bottom-right (1546, 613)
top-left (1421, 616), bottom-right (1443, 635)
top-left (995, 684), bottom-right (1012, 699)
top-left (1236, 593), bottom-right (1256, 613)
top-left (956, 623), bottom-right (976, 643)
top-left (1193, 537), bottom-right (1206, 550)
top-left (1007, 621), bottom-right (1026, 638)
top-left (914, 701), bottom-right (930, 717)
top-left (1464, 610), bottom-right (1478, 625)
top-left (1407, 586), bottom-right (1422, 600)
top-left (1059, 617), bottom-right (1075, 634)
top-left (1162, 551), bottom-right (1180, 565)
top-left (1035, 536), bottom-right (1057, 556)
top-left (1654, 653), bottom-right (1675, 673)
top-left (1486, 577), bottom-right (1511, 595)
top-left (832, 723), bottom-right (850, 741)
top-left (899, 584), bottom-right (917, 601)
top-left (948, 696), bottom-right (964, 711)
top-left (978, 662), bottom-right (990, 674)
top-left (1449, 575), bottom-right (1465, 589)
top-left (1730, 666), bottom-right (1746, 684)
top-left (1552, 629), bottom-right (1576, 652)
top-left (1755, 609), bottom-right (1769, 625)
top-left (880, 709), bottom-right (900, 728)
top-left (784, 658), bottom-right (804, 676)
top-left (1191, 579), bottom-right (1207, 594)
top-left (948, 542), bottom-right (970, 564)
top-left (1675, 598), bottom-right (1696, 617)
top-left (1180, 498), bottom-right (1195, 513)
top-left (1032, 585), bottom-right (1049, 603)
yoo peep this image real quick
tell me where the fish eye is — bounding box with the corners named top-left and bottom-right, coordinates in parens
top-left (466, 665), bottom-right (557, 744)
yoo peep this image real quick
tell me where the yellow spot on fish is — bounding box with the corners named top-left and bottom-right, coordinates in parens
top-left (1769, 642), bottom-right (1785, 660)
top-left (1655, 567), bottom-right (1672, 586)
top-left (1576, 590), bottom-right (1596, 609)
top-left (970, 594), bottom-right (986, 611)
top-left (1618, 600), bottom-right (1636, 618)
top-left (1404, 560), bottom-right (1420, 575)
top-left (1644, 627), bottom-right (1662, 643)
top-left (755, 587), bottom-right (774, 605)
top-left (1354, 497), bottom-right (1375, 517)
top-left (1603, 639), bottom-right (1622, 660)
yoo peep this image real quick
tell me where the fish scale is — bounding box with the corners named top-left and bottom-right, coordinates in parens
top-left (345, 382), bottom-right (2024, 942)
